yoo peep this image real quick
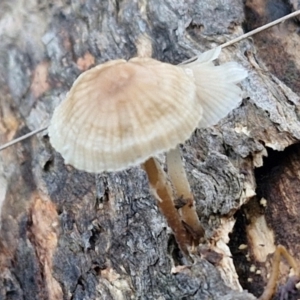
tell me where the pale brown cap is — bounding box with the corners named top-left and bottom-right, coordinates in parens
top-left (48, 57), bottom-right (201, 172)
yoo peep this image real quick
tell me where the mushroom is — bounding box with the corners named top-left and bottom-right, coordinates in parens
top-left (259, 245), bottom-right (300, 300)
top-left (167, 47), bottom-right (249, 244)
top-left (48, 47), bottom-right (247, 254)
top-left (166, 146), bottom-right (205, 244)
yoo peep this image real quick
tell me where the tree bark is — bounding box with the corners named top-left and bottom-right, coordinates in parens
top-left (1, 0), bottom-right (300, 299)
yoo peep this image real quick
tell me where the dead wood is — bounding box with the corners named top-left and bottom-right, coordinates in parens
top-left (1, 0), bottom-right (300, 299)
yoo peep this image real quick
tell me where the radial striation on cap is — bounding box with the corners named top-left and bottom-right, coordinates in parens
top-left (179, 47), bottom-right (248, 128)
top-left (48, 57), bottom-right (201, 173)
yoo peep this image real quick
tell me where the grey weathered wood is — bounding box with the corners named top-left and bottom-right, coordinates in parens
top-left (1, 0), bottom-right (300, 299)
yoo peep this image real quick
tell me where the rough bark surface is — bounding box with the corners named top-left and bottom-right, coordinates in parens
top-left (1, 0), bottom-right (300, 299)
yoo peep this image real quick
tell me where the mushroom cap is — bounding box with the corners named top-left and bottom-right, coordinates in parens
top-left (48, 57), bottom-right (201, 173)
top-left (180, 47), bottom-right (248, 128)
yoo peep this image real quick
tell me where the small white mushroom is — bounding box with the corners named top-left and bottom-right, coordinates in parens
top-left (166, 146), bottom-right (205, 242)
top-left (48, 57), bottom-right (199, 173)
top-left (49, 48), bottom-right (247, 173)
top-left (48, 48), bottom-right (247, 253)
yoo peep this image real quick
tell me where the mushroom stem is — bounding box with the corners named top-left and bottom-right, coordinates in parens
top-left (259, 245), bottom-right (300, 300)
top-left (166, 146), bottom-right (205, 243)
top-left (143, 157), bottom-right (190, 255)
